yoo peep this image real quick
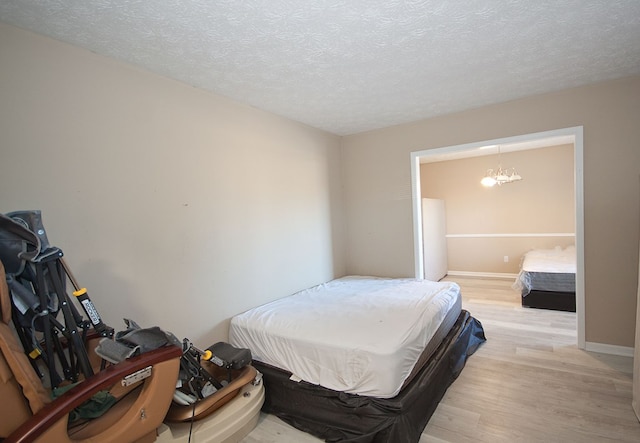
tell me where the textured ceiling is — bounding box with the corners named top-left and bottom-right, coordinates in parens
top-left (1, 1), bottom-right (640, 135)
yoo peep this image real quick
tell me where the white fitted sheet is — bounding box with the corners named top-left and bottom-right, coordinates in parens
top-left (521, 245), bottom-right (576, 273)
top-left (229, 276), bottom-right (461, 398)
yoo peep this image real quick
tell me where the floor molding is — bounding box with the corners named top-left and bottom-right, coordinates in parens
top-left (447, 271), bottom-right (518, 280)
top-left (584, 341), bottom-right (634, 357)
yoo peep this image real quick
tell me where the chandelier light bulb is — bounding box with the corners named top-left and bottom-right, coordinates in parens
top-left (481, 175), bottom-right (497, 187)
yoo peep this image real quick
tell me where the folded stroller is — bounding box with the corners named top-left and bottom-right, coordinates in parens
top-left (0, 210), bottom-right (112, 388)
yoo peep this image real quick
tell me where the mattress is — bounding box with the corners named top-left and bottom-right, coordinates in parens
top-left (514, 246), bottom-right (576, 295)
top-left (229, 276), bottom-right (461, 398)
top-left (254, 310), bottom-right (486, 443)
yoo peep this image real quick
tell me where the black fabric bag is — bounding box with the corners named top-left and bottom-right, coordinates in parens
top-left (0, 210), bottom-right (48, 275)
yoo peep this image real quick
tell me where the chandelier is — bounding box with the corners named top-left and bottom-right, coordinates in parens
top-left (480, 146), bottom-right (522, 187)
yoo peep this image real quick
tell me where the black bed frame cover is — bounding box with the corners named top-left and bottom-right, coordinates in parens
top-left (253, 310), bottom-right (486, 443)
top-left (522, 290), bottom-right (576, 312)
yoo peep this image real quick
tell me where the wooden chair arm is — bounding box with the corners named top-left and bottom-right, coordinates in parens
top-left (6, 344), bottom-right (183, 443)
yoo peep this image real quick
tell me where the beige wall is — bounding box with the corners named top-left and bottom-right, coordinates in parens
top-left (0, 23), bottom-right (345, 346)
top-left (1, 23), bottom-right (639, 350)
top-left (342, 76), bottom-right (640, 348)
top-left (421, 144), bottom-right (575, 274)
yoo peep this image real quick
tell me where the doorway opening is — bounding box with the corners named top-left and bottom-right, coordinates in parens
top-left (410, 127), bottom-right (584, 348)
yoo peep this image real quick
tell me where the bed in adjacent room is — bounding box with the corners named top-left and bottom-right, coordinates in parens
top-left (229, 276), bottom-right (485, 442)
top-left (514, 246), bottom-right (576, 312)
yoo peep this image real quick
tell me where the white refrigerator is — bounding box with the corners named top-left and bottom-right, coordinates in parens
top-left (422, 198), bottom-right (448, 281)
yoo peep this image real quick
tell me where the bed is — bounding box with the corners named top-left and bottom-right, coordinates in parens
top-left (229, 276), bottom-right (485, 442)
top-left (514, 246), bottom-right (576, 312)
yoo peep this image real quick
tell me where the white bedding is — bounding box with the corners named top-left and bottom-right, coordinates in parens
top-left (229, 276), bottom-right (460, 398)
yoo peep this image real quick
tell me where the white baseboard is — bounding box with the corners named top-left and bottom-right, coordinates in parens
top-left (446, 270), bottom-right (518, 280)
top-left (585, 342), bottom-right (634, 357)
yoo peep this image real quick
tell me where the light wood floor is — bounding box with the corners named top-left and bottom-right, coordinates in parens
top-left (241, 277), bottom-right (640, 442)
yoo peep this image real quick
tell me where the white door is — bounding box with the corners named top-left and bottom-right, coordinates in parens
top-left (422, 198), bottom-right (448, 281)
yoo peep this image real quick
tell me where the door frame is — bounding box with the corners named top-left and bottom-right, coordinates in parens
top-left (410, 126), bottom-right (585, 349)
